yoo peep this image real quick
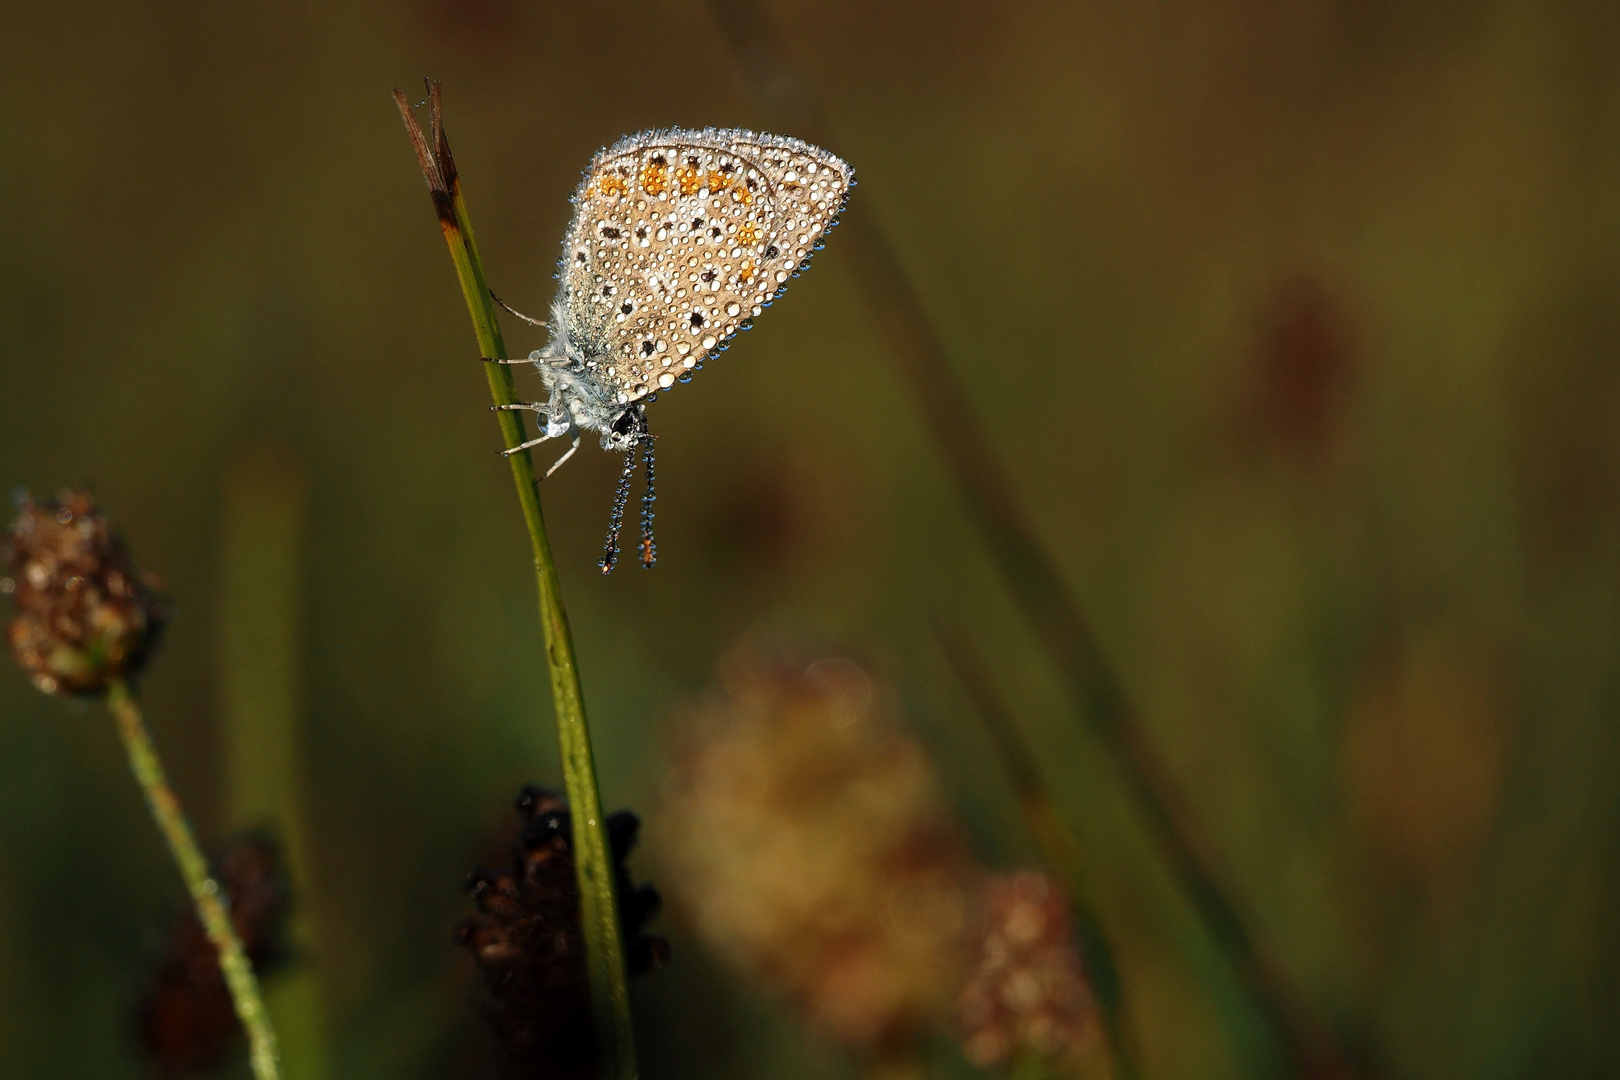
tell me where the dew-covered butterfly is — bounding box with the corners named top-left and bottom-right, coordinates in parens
top-left (492, 128), bottom-right (853, 572)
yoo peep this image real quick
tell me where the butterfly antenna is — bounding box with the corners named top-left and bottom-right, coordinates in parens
top-left (599, 448), bottom-right (637, 574)
top-left (638, 434), bottom-right (658, 569)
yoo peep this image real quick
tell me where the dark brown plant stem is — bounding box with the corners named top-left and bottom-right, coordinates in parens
top-left (935, 622), bottom-right (1137, 1080)
top-left (392, 82), bottom-right (637, 1080)
top-left (701, 3), bottom-right (1356, 1076)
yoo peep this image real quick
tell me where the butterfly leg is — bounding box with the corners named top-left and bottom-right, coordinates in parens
top-left (489, 292), bottom-right (547, 327)
top-left (499, 431), bottom-right (556, 457)
top-left (493, 401), bottom-right (553, 456)
top-left (492, 401), bottom-right (550, 458)
top-left (542, 432), bottom-right (582, 478)
top-left (493, 387), bottom-right (568, 429)
top-left (493, 395), bottom-right (580, 476)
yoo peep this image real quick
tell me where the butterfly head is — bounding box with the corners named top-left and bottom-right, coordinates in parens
top-left (604, 401), bottom-right (650, 454)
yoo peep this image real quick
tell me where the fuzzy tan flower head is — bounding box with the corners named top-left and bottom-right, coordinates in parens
top-left (658, 643), bottom-right (972, 1050)
top-left (1, 489), bottom-right (167, 696)
top-left (956, 871), bottom-right (1096, 1070)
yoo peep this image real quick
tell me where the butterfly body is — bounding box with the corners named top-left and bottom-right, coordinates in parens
top-left (525, 127), bottom-right (853, 459)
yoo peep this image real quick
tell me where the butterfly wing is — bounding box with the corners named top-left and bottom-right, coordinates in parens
top-left (556, 128), bottom-right (852, 405)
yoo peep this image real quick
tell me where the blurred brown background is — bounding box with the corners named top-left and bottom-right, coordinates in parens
top-left (2, 0), bottom-right (1618, 1078)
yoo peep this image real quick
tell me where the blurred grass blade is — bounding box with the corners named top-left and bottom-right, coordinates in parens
top-left (220, 444), bottom-right (327, 1080)
top-left (701, 3), bottom-right (1357, 1076)
top-left (934, 621), bottom-right (1137, 1080)
top-left (392, 81), bottom-right (637, 1080)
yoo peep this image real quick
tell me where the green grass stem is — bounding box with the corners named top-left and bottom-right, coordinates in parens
top-left (392, 81), bottom-right (637, 1080)
top-left (106, 679), bottom-right (280, 1080)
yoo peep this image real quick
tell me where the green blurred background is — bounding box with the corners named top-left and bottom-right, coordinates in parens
top-left (2, 0), bottom-right (1619, 1077)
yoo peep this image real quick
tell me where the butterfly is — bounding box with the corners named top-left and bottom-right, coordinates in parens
top-left (493, 128), bottom-right (853, 571)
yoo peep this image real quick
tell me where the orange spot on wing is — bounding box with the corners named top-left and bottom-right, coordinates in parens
top-left (641, 162), bottom-right (669, 196)
top-left (598, 173), bottom-right (627, 198)
top-left (675, 164), bottom-right (702, 196)
top-left (737, 223), bottom-right (760, 246)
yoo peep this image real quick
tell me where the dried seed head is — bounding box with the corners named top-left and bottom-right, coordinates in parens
top-left (956, 871), bottom-right (1096, 1069)
top-left (658, 643), bottom-right (972, 1049)
top-left (1, 489), bottom-right (167, 696)
top-left (136, 836), bottom-right (286, 1076)
top-left (457, 786), bottom-right (667, 1073)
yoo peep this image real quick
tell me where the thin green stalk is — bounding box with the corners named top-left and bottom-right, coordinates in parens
top-left (392, 82), bottom-right (637, 1080)
top-left (935, 622), bottom-right (1137, 1080)
top-left (106, 678), bottom-right (280, 1080)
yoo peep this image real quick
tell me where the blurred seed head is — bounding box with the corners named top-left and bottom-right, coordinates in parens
top-left (457, 786), bottom-right (667, 1075)
top-left (136, 836), bottom-right (286, 1077)
top-left (658, 643), bottom-right (972, 1050)
top-left (955, 871), bottom-right (1096, 1070)
top-left (1, 489), bottom-right (167, 696)
top-left (1238, 273), bottom-right (1357, 469)
top-left (1342, 627), bottom-right (1512, 922)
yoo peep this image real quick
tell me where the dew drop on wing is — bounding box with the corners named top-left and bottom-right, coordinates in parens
top-left (677, 373), bottom-right (692, 383)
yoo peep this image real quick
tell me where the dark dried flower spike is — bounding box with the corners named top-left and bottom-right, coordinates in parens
top-left (1, 489), bottom-right (167, 696)
top-left (457, 787), bottom-right (667, 1075)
